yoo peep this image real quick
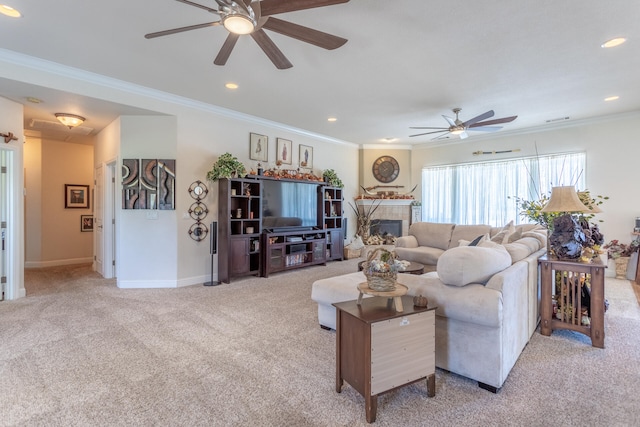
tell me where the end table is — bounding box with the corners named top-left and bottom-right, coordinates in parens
top-left (333, 296), bottom-right (436, 423)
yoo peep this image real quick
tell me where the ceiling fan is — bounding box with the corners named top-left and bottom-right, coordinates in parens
top-left (144, 0), bottom-right (349, 69)
top-left (409, 108), bottom-right (518, 140)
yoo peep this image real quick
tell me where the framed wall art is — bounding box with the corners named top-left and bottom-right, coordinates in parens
top-left (249, 133), bottom-right (268, 162)
top-left (81, 215), bottom-right (94, 232)
top-left (276, 138), bottom-right (292, 165)
top-left (299, 144), bottom-right (313, 169)
top-left (65, 184), bottom-right (90, 209)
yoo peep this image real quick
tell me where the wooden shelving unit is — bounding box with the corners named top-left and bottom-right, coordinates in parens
top-left (318, 185), bottom-right (344, 261)
top-left (262, 229), bottom-right (327, 277)
top-left (218, 178), bottom-right (262, 283)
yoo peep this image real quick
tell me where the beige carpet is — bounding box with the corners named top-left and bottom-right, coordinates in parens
top-left (1, 261), bottom-right (639, 426)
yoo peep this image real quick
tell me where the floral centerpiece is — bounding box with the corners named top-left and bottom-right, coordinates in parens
top-left (603, 239), bottom-right (639, 259)
top-left (363, 248), bottom-right (410, 291)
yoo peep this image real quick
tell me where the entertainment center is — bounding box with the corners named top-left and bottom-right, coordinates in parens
top-left (217, 177), bottom-right (344, 283)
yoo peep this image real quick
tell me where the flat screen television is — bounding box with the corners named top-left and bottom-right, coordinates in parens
top-left (262, 180), bottom-right (318, 230)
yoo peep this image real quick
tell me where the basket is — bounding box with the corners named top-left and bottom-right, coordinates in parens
top-left (362, 248), bottom-right (397, 292)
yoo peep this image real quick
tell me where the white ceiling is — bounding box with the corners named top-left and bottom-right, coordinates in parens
top-left (0, 0), bottom-right (639, 146)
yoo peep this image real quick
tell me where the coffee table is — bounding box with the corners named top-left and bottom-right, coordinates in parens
top-left (358, 260), bottom-right (425, 275)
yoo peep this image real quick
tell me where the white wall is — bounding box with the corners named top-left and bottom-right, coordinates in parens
top-left (410, 112), bottom-right (640, 246)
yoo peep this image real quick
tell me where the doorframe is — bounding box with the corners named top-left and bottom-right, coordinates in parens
top-left (1, 145), bottom-right (25, 300)
top-left (96, 158), bottom-right (117, 279)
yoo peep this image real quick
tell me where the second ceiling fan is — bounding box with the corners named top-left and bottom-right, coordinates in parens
top-left (410, 108), bottom-right (518, 140)
top-left (145, 0), bottom-right (350, 69)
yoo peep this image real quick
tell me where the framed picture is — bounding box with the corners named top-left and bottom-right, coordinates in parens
top-left (299, 144), bottom-right (313, 169)
top-left (65, 184), bottom-right (90, 209)
top-left (81, 215), bottom-right (94, 232)
top-left (276, 138), bottom-right (292, 165)
top-left (249, 133), bottom-right (268, 162)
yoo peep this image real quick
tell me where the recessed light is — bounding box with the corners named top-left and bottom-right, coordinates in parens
top-left (604, 95), bottom-right (619, 102)
top-left (225, 82), bottom-right (239, 89)
top-left (601, 37), bottom-right (626, 48)
top-left (0, 5), bottom-right (21, 18)
top-left (327, 117), bottom-right (337, 122)
top-left (382, 138), bottom-right (397, 143)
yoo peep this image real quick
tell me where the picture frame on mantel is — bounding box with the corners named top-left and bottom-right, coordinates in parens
top-left (299, 144), bottom-right (313, 169)
top-left (65, 184), bottom-right (90, 209)
top-left (249, 133), bottom-right (268, 162)
top-left (276, 138), bottom-right (292, 165)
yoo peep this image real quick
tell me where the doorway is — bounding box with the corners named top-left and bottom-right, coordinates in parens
top-left (95, 160), bottom-right (116, 279)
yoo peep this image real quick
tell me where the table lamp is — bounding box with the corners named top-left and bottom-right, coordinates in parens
top-left (540, 186), bottom-right (591, 259)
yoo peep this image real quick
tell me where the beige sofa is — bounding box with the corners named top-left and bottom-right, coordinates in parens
top-left (311, 222), bottom-right (547, 392)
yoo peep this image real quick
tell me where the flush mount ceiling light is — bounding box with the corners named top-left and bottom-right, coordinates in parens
top-left (601, 37), bottom-right (626, 48)
top-left (327, 117), bottom-right (337, 122)
top-left (55, 113), bottom-right (85, 129)
top-left (0, 5), bottom-right (21, 17)
top-left (225, 82), bottom-right (239, 89)
top-left (604, 95), bottom-right (619, 102)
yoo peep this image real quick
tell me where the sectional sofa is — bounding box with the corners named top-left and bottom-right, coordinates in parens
top-left (311, 222), bottom-right (547, 392)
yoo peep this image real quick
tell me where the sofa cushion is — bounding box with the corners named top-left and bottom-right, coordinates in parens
top-left (408, 222), bottom-right (455, 251)
top-left (522, 230), bottom-right (547, 248)
top-left (436, 243), bottom-right (512, 286)
top-left (395, 246), bottom-right (446, 266)
top-left (449, 224), bottom-right (492, 249)
top-left (502, 237), bottom-right (541, 264)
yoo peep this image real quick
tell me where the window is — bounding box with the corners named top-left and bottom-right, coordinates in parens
top-left (421, 152), bottom-right (586, 225)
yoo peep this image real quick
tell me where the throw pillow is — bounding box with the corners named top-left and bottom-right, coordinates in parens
top-left (436, 243), bottom-right (512, 286)
top-left (458, 233), bottom-right (489, 247)
top-left (522, 230), bottom-right (547, 248)
top-left (491, 220), bottom-right (515, 244)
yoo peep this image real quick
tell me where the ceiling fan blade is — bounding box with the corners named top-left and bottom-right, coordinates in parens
top-left (145, 21), bottom-right (221, 39)
top-left (409, 130), bottom-right (448, 137)
top-left (468, 115), bottom-right (518, 128)
top-left (175, 0), bottom-right (220, 14)
top-left (468, 126), bottom-right (503, 132)
top-left (251, 29), bottom-right (293, 69)
top-left (442, 115), bottom-right (456, 127)
top-left (262, 17), bottom-right (347, 50)
top-left (261, 0), bottom-right (349, 16)
top-left (409, 126), bottom-right (448, 130)
top-left (214, 33), bottom-right (240, 65)
top-left (462, 110), bottom-right (494, 127)
top-left (432, 133), bottom-right (452, 140)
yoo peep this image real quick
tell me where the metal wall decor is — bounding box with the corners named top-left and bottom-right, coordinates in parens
top-left (122, 159), bottom-right (176, 209)
top-left (188, 180), bottom-right (209, 242)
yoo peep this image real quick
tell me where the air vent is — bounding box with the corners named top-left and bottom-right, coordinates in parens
top-left (545, 116), bottom-right (570, 123)
top-left (29, 119), bottom-right (94, 135)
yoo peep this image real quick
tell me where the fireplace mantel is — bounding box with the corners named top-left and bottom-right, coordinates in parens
top-left (355, 199), bottom-right (414, 207)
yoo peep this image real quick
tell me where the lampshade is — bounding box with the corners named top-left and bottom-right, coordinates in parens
top-left (55, 113), bottom-right (85, 129)
top-left (540, 186), bottom-right (591, 213)
top-left (223, 14), bottom-right (255, 34)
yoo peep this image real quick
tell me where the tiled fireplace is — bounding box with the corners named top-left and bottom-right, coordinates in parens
top-left (355, 199), bottom-right (413, 237)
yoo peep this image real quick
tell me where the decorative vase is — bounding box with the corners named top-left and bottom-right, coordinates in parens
top-left (614, 256), bottom-right (630, 279)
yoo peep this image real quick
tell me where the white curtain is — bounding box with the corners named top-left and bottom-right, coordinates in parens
top-left (421, 152), bottom-right (586, 226)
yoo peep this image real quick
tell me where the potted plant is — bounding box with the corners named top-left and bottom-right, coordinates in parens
top-left (348, 199), bottom-right (381, 242)
top-left (206, 153), bottom-right (246, 181)
top-left (322, 169), bottom-right (344, 188)
top-left (603, 239), bottom-right (640, 279)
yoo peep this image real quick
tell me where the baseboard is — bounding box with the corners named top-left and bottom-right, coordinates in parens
top-left (25, 258), bottom-right (93, 268)
top-left (117, 274), bottom-right (215, 289)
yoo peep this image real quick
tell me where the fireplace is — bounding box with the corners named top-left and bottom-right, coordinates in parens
top-left (370, 220), bottom-right (403, 239)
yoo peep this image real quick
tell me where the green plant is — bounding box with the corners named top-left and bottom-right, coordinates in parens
top-left (603, 239), bottom-right (640, 259)
top-left (322, 169), bottom-right (344, 188)
top-left (511, 189), bottom-right (607, 228)
top-left (206, 153), bottom-right (246, 181)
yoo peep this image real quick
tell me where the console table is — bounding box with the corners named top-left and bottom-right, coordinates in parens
top-left (539, 255), bottom-right (606, 348)
top-left (333, 296), bottom-right (436, 423)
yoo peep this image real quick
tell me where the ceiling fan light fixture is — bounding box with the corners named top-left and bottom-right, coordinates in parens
top-left (223, 14), bottom-right (255, 35)
top-left (450, 127), bottom-right (465, 135)
top-left (55, 113), bottom-right (85, 129)
top-left (0, 5), bottom-right (21, 18)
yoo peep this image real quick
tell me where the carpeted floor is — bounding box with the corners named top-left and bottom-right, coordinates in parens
top-left (1, 261), bottom-right (639, 426)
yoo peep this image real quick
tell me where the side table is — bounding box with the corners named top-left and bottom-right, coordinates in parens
top-left (539, 255), bottom-right (606, 348)
top-left (333, 296), bottom-right (436, 423)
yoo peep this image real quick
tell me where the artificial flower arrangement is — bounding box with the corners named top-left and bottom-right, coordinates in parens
top-left (363, 248), bottom-right (410, 291)
top-left (603, 239), bottom-right (640, 259)
top-left (367, 255), bottom-right (410, 274)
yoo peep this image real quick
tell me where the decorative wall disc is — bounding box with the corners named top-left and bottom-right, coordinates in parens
top-left (189, 223), bottom-right (209, 242)
top-left (189, 180), bottom-right (209, 200)
top-left (189, 202), bottom-right (209, 220)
